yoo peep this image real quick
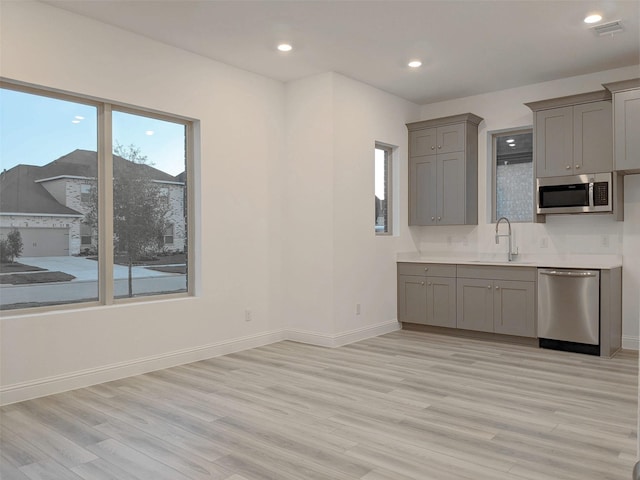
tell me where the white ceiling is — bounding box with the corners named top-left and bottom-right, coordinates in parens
top-left (44, 0), bottom-right (640, 104)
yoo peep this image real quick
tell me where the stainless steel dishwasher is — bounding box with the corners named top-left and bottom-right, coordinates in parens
top-left (537, 268), bottom-right (600, 355)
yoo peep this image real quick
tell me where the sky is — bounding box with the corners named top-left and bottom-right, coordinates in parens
top-left (0, 88), bottom-right (186, 176)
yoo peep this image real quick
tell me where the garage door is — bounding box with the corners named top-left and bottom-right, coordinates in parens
top-left (0, 227), bottom-right (69, 257)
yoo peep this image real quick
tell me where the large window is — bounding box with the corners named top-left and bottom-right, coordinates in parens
top-left (491, 128), bottom-right (534, 223)
top-left (375, 143), bottom-right (393, 235)
top-left (0, 82), bottom-right (194, 312)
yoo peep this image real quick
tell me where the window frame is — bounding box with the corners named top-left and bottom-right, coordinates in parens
top-left (163, 223), bottom-right (175, 246)
top-left (0, 79), bottom-right (196, 314)
top-left (489, 126), bottom-right (534, 224)
top-left (374, 142), bottom-right (393, 236)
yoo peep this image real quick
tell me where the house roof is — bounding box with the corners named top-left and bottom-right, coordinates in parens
top-left (0, 164), bottom-right (83, 215)
top-left (0, 149), bottom-right (181, 216)
top-left (38, 149), bottom-right (178, 182)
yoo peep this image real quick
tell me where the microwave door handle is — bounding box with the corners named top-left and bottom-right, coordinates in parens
top-left (589, 182), bottom-right (594, 207)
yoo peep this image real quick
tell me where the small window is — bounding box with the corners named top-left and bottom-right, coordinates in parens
top-left (375, 144), bottom-right (392, 235)
top-left (160, 187), bottom-right (170, 205)
top-left (491, 128), bottom-right (534, 223)
top-left (80, 224), bottom-right (93, 246)
top-left (163, 224), bottom-right (174, 245)
top-left (80, 184), bottom-right (92, 203)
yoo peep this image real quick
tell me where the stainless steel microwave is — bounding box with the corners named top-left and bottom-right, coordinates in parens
top-left (537, 172), bottom-right (612, 214)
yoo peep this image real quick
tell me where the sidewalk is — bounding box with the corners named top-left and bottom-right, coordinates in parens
top-left (10, 256), bottom-right (175, 282)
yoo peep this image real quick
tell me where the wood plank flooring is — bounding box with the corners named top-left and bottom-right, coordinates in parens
top-left (1, 330), bottom-right (638, 480)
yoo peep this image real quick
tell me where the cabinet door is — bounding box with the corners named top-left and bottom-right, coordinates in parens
top-left (493, 280), bottom-right (536, 337)
top-left (398, 275), bottom-right (427, 324)
top-left (409, 156), bottom-right (437, 225)
top-left (573, 101), bottom-right (613, 174)
top-left (426, 277), bottom-right (456, 327)
top-left (411, 128), bottom-right (438, 156)
top-left (438, 152), bottom-right (465, 225)
top-left (536, 107), bottom-right (573, 177)
top-left (456, 278), bottom-right (494, 332)
top-left (614, 89), bottom-right (640, 172)
top-left (437, 123), bottom-right (465, 154)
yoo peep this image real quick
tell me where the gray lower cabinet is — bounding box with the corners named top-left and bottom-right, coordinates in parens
top-left (456, 278), bottom-right (494, 332)
top-left (494, 280), bottom-right (536, 337)
top-left (456, 265), bottom-right (537, 338)
top-left (397, 263), bottom-right (456, 327)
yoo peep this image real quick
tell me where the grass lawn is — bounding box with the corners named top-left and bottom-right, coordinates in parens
top-left (0, 262), bottom-right (46, 273)
top-left (0, 271), bottom-right (75, 284)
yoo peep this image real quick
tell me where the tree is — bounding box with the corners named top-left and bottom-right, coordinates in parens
top-left (84, 144), bottom-right (170, 297)
top-left (0, 229), bottom-right (23, 263)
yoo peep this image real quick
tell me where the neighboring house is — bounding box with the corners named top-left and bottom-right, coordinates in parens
top-left (0, 149), bottom-right (185, 257)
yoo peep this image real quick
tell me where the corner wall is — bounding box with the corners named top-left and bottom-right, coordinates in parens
top-left (282, 72), bottom-right (421, 345)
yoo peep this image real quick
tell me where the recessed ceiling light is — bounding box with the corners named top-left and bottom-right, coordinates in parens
top-left (71, 120), bottom-right (81, 124)
top-left (145, 130), bottom-right (155, 136)
top-left (277, 43), bottom-right (292, 52)
top-left (74, 115), bottom-right (85, 120)
top-left (584, 14), bottom-right (602, 24)
top-left (510, 143), bottom-right (516, 147)
top-left (408, 60), bottom-right (422, 68)
top-left (506, 138), bottom-right (515, 143)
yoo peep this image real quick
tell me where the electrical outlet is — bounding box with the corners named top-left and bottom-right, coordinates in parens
top-left (356, 303), bottom-right (361, 315)
top-left (244, 309), bottom-right (252, 322)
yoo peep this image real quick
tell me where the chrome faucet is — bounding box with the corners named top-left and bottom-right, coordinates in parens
top-left (495, 217), bottom-right (517, 261)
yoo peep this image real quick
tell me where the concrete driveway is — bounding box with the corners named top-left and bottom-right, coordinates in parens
top-left (17, 256), bottom-right (175, 281)
top-left (1, 256), bottom-right (186, 309)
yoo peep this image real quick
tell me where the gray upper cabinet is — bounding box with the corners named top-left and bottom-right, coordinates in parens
top-left (604, 79), bottom-right (640, 174)
top-left (407, 113), bottom-right (483, 226)
top-left (526, 91), bottom-right (613, 178)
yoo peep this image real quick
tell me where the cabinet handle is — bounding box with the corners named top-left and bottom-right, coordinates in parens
top-left (428, 282), bottom-right (432, 286)
top-left (431, 216), bottom-right (435, 221)
top-left (424, 267), bottom-right (429, 271)
top-left (421, 282), bottom-right (425, 286)
top-left (566, 165), bottom-right (571, 170)
top-left (431, 146), bottom-right (435, 150)
top-left (438, 145), bottom-right (442, 149)
top-left (495, 286), bottom-right (500, 290)
top-left (437, 216), bottom-right (441, 221)
top-left (575, 165), bottom-right (580, 169)
top-left (487, 285), bottom-right (491, 289)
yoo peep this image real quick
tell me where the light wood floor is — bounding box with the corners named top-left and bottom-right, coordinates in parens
top-left (1, 330), bottom-right (638, 480)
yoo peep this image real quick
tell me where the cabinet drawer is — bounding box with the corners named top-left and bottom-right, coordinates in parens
top-left (457, 265), bottom-right (536, 282)
top-left (397, 262), bottom-right (456, 277)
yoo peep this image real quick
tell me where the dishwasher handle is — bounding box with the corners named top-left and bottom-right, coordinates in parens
top-left (539, 270), bottom-right (598, 277)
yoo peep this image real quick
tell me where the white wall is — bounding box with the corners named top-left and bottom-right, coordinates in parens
top-left (282, 73), bottom-right (420, 345)
top-left (414, 65), bottom-right (640, 348)
top-left (331, 74), bottom-right (419, 336)
top-left (0, 1), bottom-right (286, 403)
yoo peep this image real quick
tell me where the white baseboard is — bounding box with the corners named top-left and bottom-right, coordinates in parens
top-left (0, 330), bottom-right (284, 406)
top-left (285, 319), bottom-right (401, 348)
top-left (0, 321), bottom-right (401, 406)
top-left (622, 335), bottom-right (640, 351)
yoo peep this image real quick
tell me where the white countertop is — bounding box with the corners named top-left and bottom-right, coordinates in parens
top-left (397, 252), bottom-right (623, 269)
